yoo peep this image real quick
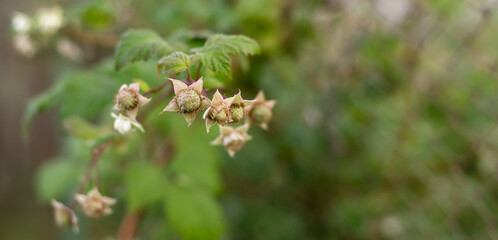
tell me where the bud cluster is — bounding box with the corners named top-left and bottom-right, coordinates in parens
top-left (51, 188), bottom-right (116, 233)
top-left (157, 77), bottom-right (276, 157)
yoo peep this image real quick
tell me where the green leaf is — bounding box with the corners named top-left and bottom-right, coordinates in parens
top-left (126, 162), bottom-right (167, 211)
top-left (22, 80), bottom-right (64, 139)
top-left (198, 50), bottom-right (232, 79)
top-left (36, 159), bottom-right (78, 202)
top-left (157, 51), bottom-right (197, 75)
top-left (203, 34), bottom-right (260, 56)
top-left (164, 183), bottom-right (225, 240)
top-left (115, 29), bottom-right (173, 71)
top-left (63, 116), bottom-right (101, 140)
top-left (194, 34), bottom-right (260, 79)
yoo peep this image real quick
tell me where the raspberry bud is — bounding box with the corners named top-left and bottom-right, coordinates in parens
top-left (231, 106), bottom-right (245, 122)
top-left (251, 105), bottom-right (272, 123)
top-left (246, 91), bottom-right (276, 130)
top-left (177, 89), bottom-right (201, 113)
top-left (203, 90), bottom-right (234, 133)
top-left (211, 124), bottom-right (252, 157)
top-left (113, 83), bottom-right (150, 120)
top-left (116, 88), bottom-right (138, 110)
top-left (226, 91), bottom-right (253, 123)
top-left (75, 188), bottom-right (116, 218)
top-left (161, 78), bottom-right (209, 126)
top-left (51, 200), bottom-right (79, 233)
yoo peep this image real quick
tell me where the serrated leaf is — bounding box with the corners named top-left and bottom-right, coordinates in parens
top-left (203, 34), bottom-right (260, 55)
top-left (22, 80), bottom-right (65, 139)
top-left (194, 34), bottom-right (260, 79)
top-left (126, 162), bottom-right (167, 211)
top-left (157, 51), bottom-right (196, 75)
top-left (63, 116), bottom-right (101, 140)
top-left (197, 50), bottom-right (232, 79)
top-left (36, 159), bottom-right (78, 202)
top-left (115, 29), bottom-right (173, 71)
top-left (164, 183), bottom-right (225, 240)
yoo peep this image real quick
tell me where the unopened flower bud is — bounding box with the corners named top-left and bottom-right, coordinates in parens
top-left (51, 200), bottom-right (79, 233)
top-left (203, 90), bottom-right (234, 132)
top-left (246, 91), bottom-right (276, 130)
top-left (251, 105), bottom-right (272, 123)
top-left (178, 89), bottom-right (201, 112)
top-left (226, 91), bottom-right (253, 123)
top-left (231, 107), bottom-right (244, 122)
top-left (211, 124), bottom-right (252, 157)
top-left (75, 188), bottom-right (116, 218)
top-left (161, 78), bottom-right (209, 126)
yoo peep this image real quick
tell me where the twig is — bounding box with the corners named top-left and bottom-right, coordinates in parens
top-left (186, 69), bottom-right (193, 84)
top-left (143, 81), bottom-right (168, 97)
top-left (70, 142), bottom-right (111, 209)
top-left (61, 26), bottom-right (119, 48)
top-left (116, 211), bottom-right (144, 240)
top-left (195, 62), bottom-right (202, 80)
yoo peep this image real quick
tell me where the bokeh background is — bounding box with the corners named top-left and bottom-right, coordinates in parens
top-left (3, 0), bottom-right (498, 239)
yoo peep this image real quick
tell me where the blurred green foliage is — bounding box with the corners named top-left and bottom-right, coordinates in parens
top-left (23, 0), bottom-right (498, 239)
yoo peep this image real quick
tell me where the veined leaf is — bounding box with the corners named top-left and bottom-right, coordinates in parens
top-left (63, 116), bottom-right (101, 140)
top-left (115, 29), bottom-right (173, 71)
top-left (197, 50), bottom-right (231, 79)
top-left (157, 51), bottom-right (197, 75)
top-left (194, 34), bottom-right (260, 79)
top-left (22, 80), bottom-right (65, 139)
top-left (203, 34), bottom-right (260, 55)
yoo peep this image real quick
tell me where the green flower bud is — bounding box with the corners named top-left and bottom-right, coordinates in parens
top-left (231, 106), bottom-right (245, 123)
top-left (215, 109), bottom-right (228, 122)
top-left (117, 88), bottom-right (138, 110)
top-left (251, 105), bottom-right (272, 124)
top-left (177, 89), bottom-right (201, 113)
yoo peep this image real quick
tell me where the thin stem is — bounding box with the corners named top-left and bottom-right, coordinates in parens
top-left (195, 62), bottom-right (202, 80)
top-left (186, 69), bottom-right (193, 83)
top-left (61, 26), bottom-right (118, 48)
top-left (70, 142), bottom-right (110, 209)
top-left (143, 81), bottom-right (168, 97)
top-left (116, 211), bottom-right (144, 240)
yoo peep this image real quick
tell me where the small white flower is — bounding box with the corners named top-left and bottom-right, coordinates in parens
top-left (111, 113), bottom-right (144, 134)
top-left (13, 34), bottom-right (37, 58)
top-left (56, 39), bottom-right (82, 61)
top-left (36, 6), bottom-right (63, 34)
top-left (11, 12), bottom-right (31, 33)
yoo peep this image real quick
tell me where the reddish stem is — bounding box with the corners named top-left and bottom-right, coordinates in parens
top-left (116, 211), bottom-right (144, 240)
